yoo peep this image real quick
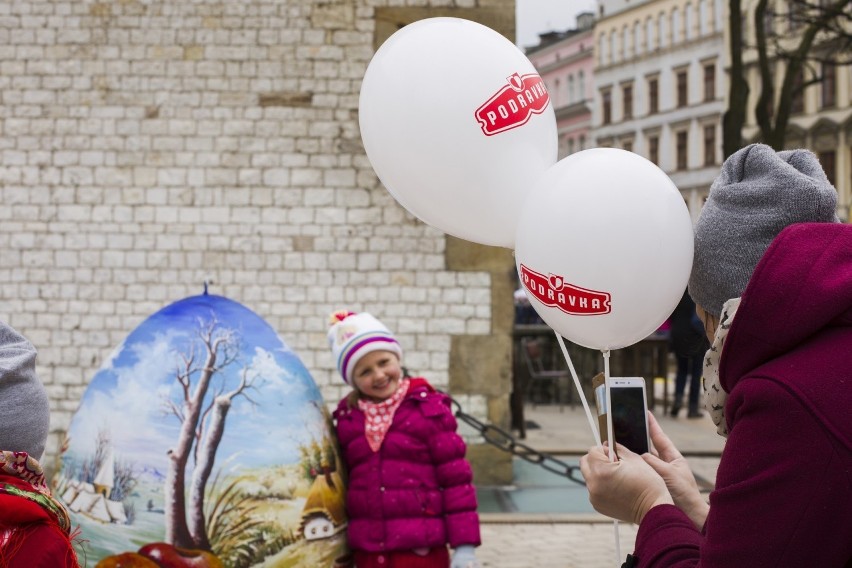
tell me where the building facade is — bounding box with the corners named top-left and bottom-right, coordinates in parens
top-left (592, 0), bottom-right (726, 220)
top-left (525, 12), bottom-right (596, 159)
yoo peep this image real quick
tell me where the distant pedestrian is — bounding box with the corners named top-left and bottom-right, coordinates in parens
top-left (667, 291), bottom-right (709, 418)
top-left (0, 320), bottom-right (80, 568)
top-left (329, 310), bottom-right (481, 568)
top-left (513, 287), bottom-right (541, 325)
top-left (580, 144), bottom-right (852, 566)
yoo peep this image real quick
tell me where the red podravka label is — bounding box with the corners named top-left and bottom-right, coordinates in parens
top-left (475, 73), bottom-right (550, 136)
top-left (520, 264), bottom-right (612, 316)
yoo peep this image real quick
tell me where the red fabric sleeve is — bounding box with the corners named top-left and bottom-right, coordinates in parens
top-left (634, 504), bottom-right (702, 566)
top-left (634, 379), bottom-right (852, 567)
top-left (4, 524), bottom-right (79, 568)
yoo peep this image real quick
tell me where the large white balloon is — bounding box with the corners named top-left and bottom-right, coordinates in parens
top-left (515, 149), bottom-right (694, 351)
top-left (359, 17), bottom-right (558, 248)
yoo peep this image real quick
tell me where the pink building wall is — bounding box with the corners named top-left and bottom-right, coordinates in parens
top-left (525, 15), bottom-right (595, 158)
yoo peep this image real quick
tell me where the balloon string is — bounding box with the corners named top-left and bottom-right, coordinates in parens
top-left (554, 333), bottom-right (601, 447)
top-left (602, 349), bottom-right (622, 567)
top-left (604, 349), bottom-right (612, 457)
top-left (553, 337), bottom-right (621, 566)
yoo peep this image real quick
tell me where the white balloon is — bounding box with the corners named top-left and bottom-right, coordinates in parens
top-left (359, 17), bottom-right (558, 248)
top-left (515, 148), bottom-right (694, 351)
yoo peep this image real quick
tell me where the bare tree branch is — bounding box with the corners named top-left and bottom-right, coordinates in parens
top-left (725, 0), bottom-right (850, 152)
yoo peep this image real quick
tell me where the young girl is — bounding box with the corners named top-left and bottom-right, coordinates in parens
top-left (328, 310), bottom-right (481, 568)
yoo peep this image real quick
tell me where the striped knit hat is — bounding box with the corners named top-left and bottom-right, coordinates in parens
top-left (327, 310), bottom-right (403, 384)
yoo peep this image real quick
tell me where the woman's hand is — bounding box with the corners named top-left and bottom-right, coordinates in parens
top-left (580, 442), bottom-right (672, 525)
top-left (642, 412), bottom-right (710, 529)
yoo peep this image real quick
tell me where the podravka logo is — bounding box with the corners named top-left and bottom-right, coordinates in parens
top-left (520, 264), bottom-right (611, 316)
top-left (475, 73), bottom-right (550, 136)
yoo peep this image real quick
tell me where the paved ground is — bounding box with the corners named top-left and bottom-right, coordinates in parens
top-left (472, 388), bottom-right (724, 567)
top-left (479, 521), bottom-right (639, 568)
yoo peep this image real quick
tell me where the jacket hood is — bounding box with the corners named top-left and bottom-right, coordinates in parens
top-left (719, 223), bottom-right (852, 392)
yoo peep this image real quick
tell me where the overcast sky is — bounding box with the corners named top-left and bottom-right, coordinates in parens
top-left (516, 0), bottom-right (597, 49)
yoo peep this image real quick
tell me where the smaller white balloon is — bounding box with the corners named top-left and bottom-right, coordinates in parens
top-left (514, 149), bottom-right (694, 351)
top-left (359, 17), bottom-right (558, 248)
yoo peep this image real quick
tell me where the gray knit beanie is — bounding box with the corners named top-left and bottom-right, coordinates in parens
top-left (689, 143), bottom-right (839, 318)
top-left (0, 320), bottom-right (51, 460)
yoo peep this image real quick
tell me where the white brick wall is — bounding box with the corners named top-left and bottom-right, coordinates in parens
top-left (0, 0), bottom-right (494, 467)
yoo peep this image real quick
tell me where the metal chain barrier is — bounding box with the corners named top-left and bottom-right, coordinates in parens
top-left (444, 394), bottom-right (586, 486)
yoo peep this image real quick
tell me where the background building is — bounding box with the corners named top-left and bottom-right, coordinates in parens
top-left (525, 12), bottom-right (596, 159)
top-left (591, 0), bottom-right (726, 220)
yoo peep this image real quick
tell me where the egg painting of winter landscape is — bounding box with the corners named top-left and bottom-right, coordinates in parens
top-left (55, 293), bottom-right (350, 567)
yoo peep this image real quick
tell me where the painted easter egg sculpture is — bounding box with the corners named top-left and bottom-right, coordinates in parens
top-left (55, 292), bottom-right (351, 567)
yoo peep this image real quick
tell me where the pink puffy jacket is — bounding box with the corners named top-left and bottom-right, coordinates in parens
top-left (333, 378), bottom-right (481, 554)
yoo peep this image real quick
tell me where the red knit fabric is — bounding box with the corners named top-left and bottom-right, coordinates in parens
top-left (0, 474), bottom-right (80, 568)
top-left (354, 546), bottom-right (450, 568)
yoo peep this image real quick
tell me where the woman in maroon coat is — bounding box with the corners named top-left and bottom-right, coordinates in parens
top-left (580, 145), bottom-right (852, 566)
top-left (329, 311), bottom-right (481, 568)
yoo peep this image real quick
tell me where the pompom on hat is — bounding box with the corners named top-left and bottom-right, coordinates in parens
top-left (688, 143), bottom-right (839, 318)
top-left (327, 310), bottom-right (403, 384)
top-left (0, 320), bottom-right (51, 460)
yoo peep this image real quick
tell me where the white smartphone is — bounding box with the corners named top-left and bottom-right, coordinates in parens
top-left (600, 377), bottom-right (651, 455)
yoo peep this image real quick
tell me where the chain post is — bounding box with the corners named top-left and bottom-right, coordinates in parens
top-left (445, 393), bottom-right (585, 487)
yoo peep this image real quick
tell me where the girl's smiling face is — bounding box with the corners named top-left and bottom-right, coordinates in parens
top-left (352, 350), bottom-right (402, 402)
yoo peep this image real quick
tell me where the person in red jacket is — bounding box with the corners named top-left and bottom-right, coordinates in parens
top-left (329, 311), bottom-right (481, 568)
top-left (0, 320), bottom-right (80, 568)
top-left (580, 144), bottom-right (852, 566)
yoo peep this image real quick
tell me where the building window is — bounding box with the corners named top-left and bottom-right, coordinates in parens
top-left (568, 75), bottom-right (575, 104)
top-left (646, 18), bottom-right (655, 50)
top-left (818, 151), bottom-right (836, 185)
top-left (672, 8), bottom-right (680, 43)
top-left (578, 71), bottom-right (585, 101)
top-left (762, 3), bottom-right (775, 35)
top-left (703, 124), bottom-right (716, 166)
top-left (791, 69), bottom-right (805, 114)
top-left (648, 77), bottom-right (659, 115)
top-left (579, 134), bottom-right (586, 150)
top-left (703, 63), bottom-right (715, 102)
top-left (602, 89), bottom-right (612, 125)
top-left (648, 135), bottom-right (659, 165)
top-left (699, 0), bottom-right (708, 35)
top-left (567, 138), bottom-right (574, 155)
top-left (714, 0), bottom-right (723, 32)
top-left (685, 4), bottom-right (694, 40)
top-left (634, 22), bottom-right (642, 54)
top-left (623, 139), bottom-right (633, 152)
top-left (676, 130), bottom-right (688, 170)
top-left (623, 83), bottom-right (634, 119)
top-left (677, 70), bottom-right (688, 107)
top-left (788, 2), bottom-right (804, 31)
top-left (610, 31), bottom-right (616, 63)
top-left (821, 62), bottom-right (836, 108)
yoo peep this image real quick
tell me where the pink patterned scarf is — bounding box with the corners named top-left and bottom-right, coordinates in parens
top-left (358, 378), bottom-right (410, 452)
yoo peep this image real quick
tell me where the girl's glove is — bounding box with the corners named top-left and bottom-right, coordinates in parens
top-left (451, 545), bottom-right (481, 568)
